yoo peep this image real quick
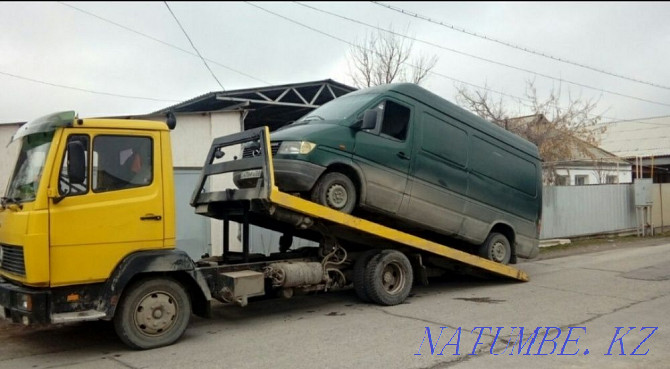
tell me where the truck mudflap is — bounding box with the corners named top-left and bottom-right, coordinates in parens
top-left (0, 277), bottom-right (49, 324)
top-left (191, 127), bottom-right (529, 282)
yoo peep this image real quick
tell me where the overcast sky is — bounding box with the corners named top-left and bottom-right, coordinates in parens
top-left (1, 1), bottom-right (669, 125)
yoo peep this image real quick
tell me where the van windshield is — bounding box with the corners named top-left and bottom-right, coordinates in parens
top-left (296, 93), bottom-right (377, 124)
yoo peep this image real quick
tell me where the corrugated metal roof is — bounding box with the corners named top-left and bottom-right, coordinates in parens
top-left (151, 79), bottom-right (357, 131)
top-left (595, 116), bottom-right (670, 158)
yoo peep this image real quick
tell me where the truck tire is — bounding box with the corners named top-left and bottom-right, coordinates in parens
top-left (311, 172), bottom-right (356, 214)
top-left (364, 250), bottom-right (413, 306)
top-left (114, 277), bottom-right (191, 350)
top-left (478, 232), bottom-right (512, 265)
top-left (353, 249), bottom-right (381, 302)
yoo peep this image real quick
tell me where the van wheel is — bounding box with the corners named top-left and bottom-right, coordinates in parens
top-left (353, 249), bottom-right (381, 302)
top-left (479, 233), bottom-right (511, 264)
top-left (114, 278), bottom-right (191, 350)
top-left (364, 250), bottom-right (413, 306)
top-left (311, 172), bottom-right (356, 214)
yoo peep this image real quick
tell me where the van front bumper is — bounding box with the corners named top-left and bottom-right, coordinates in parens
top-left (0, 277), bottom-right (49, 324)
top-left (234, 159), bottom-right (326, 192)
top-left (274, 159), bottom-right (326, 192)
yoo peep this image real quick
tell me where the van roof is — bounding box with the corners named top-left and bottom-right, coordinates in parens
top-left (350, 83), bottom-right (540, 158)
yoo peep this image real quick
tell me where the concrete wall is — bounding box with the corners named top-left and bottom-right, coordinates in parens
top-left (0, 124), bottom-right (22, 193)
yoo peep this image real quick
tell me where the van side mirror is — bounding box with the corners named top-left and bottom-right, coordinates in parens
top-left (361, 109), bottom-right (378, 130)
top-left (67, 141), bottom-right (86, 185)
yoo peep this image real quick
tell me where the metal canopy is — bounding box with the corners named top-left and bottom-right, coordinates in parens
top-left (154, 79), bottom-right (356, 131)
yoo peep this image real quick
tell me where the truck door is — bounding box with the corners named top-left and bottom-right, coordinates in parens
top-left (48, 130), bottom-right (164, 286)
top-left (354, 99), bottom-right (413, 214)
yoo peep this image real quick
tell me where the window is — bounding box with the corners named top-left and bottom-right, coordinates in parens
top-left (606, 175), bottom-right (618, 184)
top-left (93, 136), bottom-right (153, 192)
top-left (575, 175), bottom-right (589, 185)
top-left (380, 100), bottom-right (410, 141)
top-left (59, 135), bottom-right (89, 197)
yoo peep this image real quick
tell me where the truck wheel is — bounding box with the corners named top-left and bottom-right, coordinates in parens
top-left (311, 172), bottom-right (356, 214)
top-left (353, 249), bottom-right (381, 302)
top-left (364, 250), bottom-right (413, 306)
top-left (114, 278), bottom-right (191, 350)
top-left (479, 232), bottom-right (512, 264)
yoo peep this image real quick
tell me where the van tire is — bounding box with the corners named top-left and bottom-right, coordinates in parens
top-left (311, 172), bottom-right (356, 214)
top-left (364, 250), bottom-right (413, 306)
top-left (353, 249), bottom-right (381, 302)
top-left (114, 277), bottom-right (191, 349)
top-left (479, 232), bottom-right (511, 264)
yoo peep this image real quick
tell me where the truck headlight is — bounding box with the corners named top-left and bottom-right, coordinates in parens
top-left (19, 294), bottom-right (32, 311)
top-left (277, 141), bottom-right (316, 155)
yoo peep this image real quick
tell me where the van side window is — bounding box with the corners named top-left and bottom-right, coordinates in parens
top-left (92, 136), bottom-right (153, 193)
top-left (380, 100), bottom-right (411, 141)
top-left (58, 135), bottom-right (90, 197)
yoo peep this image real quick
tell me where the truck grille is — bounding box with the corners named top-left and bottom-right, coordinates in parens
top-left (242, 142), bottom-right (280, 158)
top-left (0, 244), bottom-right (25, 277)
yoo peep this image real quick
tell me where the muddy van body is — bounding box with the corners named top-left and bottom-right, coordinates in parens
top-left (247, 83), bottom-right (541, 263)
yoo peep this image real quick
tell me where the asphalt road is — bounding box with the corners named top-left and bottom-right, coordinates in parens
top-left (1, 238), bottom-right (669, 369)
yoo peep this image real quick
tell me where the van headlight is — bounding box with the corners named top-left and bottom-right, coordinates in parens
top-left (277, 141), bottom-right (316, 155)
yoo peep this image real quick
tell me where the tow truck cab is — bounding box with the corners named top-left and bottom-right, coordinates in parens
top-left (0, 111), bottom-right (206, 327)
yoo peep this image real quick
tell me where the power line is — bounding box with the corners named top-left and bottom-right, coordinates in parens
top-left (296, 2), bottom-right (670, 109)
top-left (58, 2), bottom-right (270, 86)
top-left (0, 70), bottom-right (180, 102)
top-left (245, 2), bottom-right (526, 104)
top-left (248, 2), bottom-right (625, 124)
top-left (164, 2), bottom-right (225, 91)
top-left (372, 1), bottom-right (670, 92)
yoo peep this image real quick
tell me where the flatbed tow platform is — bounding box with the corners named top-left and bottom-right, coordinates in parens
top-left (189, 127), bottom-right (527, 307)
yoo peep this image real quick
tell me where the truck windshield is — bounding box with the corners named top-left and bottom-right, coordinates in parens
top-left (5, 132), bottom-right (53, 203)
top-left (296, 93), bottom-right (377, 124)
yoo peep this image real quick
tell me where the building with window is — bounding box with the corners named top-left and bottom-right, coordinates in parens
top-left (595, 115), bottom-right (670, 183)
top-left (506, 114), bottom-right (632, 186)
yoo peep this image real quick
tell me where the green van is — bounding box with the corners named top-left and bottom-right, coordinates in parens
top-left (241, 83), bottom-right (542, 264)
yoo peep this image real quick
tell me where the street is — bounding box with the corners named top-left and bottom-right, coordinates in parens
top-left (1, 239), bottom-right (669, 369)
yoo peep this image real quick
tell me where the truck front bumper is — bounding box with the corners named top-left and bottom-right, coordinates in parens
top-left (0, 277), bottom-right (49, 324)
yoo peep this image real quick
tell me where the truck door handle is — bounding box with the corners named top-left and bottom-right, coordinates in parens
top-left (140, 214), bottom-right (162, 221)
top-left (397, 152), bottom-right (410, 160)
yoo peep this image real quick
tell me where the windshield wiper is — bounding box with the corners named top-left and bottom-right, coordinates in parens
top-left (0, 197), bottom-right (23, 210)
top-left (301, 115), bottom-right (324, 122)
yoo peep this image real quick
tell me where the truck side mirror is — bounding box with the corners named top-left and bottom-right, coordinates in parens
top-left (67, 141), bottom-right (86, 185)
top-left (361, 109), bottom-right (378, 130)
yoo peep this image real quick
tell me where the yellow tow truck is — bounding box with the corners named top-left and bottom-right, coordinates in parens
top-left (0, 111), bottom-right (528, 349)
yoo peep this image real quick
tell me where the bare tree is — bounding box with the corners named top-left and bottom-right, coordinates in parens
top-left (347, 26), bottom-right (438, 88)
top-left (456, 80), bottom-right (607, 184)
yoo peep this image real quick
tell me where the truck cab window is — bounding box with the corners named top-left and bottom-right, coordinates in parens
top-left (380, 100), bottom-right (411, 141)
top-left (59, 135), bottom-right (89, 197)
top-left (92, 136), bottom-right (153, 192)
